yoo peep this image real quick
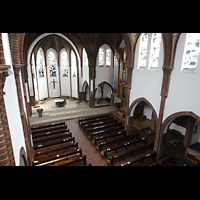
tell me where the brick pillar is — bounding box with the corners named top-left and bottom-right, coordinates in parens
top-left (13, 64), bottom-right (32, 165)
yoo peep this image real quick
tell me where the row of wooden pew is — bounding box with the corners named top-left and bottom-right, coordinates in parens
top-left (31, 122), bottom-right (89, 166)
top-left (78, 114), bottom-right (156, 166)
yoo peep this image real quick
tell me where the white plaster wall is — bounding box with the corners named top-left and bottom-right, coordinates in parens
top-left (82, 49), bottom-right (89, 92)
top-left (60, 67), bottom-right (71, 97)
top-left (95, 44), bottom-right (114, 88)
top-left (163, 33), bottom-right (200, 121)
top-left (143, 105), bottom-right (152, 120)
top-left (2, 33), bottom-right (26, 166)
top-left (129, 33), bottom-right (163, 117)
top-left (71, 51), bottom-right (78, 98)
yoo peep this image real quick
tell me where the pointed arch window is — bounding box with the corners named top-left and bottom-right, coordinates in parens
top-left (71, 50), bottom-right (77, 77)
top-left (61, 50), bottom-right (69, 77)
top-left (150, 33), bottom-right (162, 68)
top-left (182, 33), bottom-right (200, 69)
top-left (48, 50), bottom-right (56, 76)
top-left (106, 48), bottom-right (111, 67)
top-left (139, 33), bottom-right (148, 68)
top-left (37, 48), bottom-right (45, 77)
top-left (98, 47), bottom-right (104, 67)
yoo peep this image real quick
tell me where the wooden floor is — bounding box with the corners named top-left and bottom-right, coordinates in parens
top-left (133, 118), bottom-right (151, 130)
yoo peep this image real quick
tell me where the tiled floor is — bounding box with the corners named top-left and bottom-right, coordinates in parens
top-left (65, 118), bottom-right (110, 166)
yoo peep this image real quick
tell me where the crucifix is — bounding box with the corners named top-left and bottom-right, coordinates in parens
top-left (51, 79), bottom-right (57, 89)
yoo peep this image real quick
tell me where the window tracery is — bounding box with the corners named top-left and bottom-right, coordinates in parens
top-left (106, 48), bottom-right (111, 67)
top-left (139, 33), bottom-right (148, 68)
top-left (183, 33), bottom-right (200, 69)
top-left (150, 33), bottom-right (161, 68)
top-left (98, 47), bottom-right (104, 67)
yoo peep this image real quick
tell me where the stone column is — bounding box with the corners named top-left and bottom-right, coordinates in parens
top-left (154, 66), bottom-right (173, 156)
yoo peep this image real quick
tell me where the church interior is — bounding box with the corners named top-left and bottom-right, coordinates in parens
top-left (1, 33), bottom-right (200, 166)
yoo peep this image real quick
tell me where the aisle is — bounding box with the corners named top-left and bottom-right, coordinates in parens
top-left (65, 118), bottom-right (110, 166)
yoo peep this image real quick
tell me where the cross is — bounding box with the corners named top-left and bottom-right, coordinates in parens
top-left (51, 79), bottom-right (57, 89)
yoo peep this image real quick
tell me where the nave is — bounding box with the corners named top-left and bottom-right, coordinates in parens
top-left (31, 112), bottom-right (200, 166)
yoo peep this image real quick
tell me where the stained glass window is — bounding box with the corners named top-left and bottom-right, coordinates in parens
top-left (183, 33), bottom-right (200, 69)
top-left (106, 48), bottom-right (111, 67)
top-left (61, 50), bottom-right (69, 76)
top-left (37, 48), bottom-right (45, 77)
top-left (48, 50), bottom-right (56, 77)
top-left (99, 47), bottom-right (104, 66)
top-left (139, 33), bottom-right (148, 68)
top-left (150, 33), bottom-right (162, 68)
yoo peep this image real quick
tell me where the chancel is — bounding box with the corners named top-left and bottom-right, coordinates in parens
top-left (1, 33), bottom-right (200, 166)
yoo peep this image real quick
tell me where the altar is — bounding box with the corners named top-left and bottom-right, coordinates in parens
top-left (55, 99), bottom-right (66, 107)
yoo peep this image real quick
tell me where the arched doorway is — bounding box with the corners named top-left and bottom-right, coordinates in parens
top-left (94, 81), bottom-right (113, 108)
top-left (82, 80), bottom-right (89, 102)
top-left (128, 98), bottom-right (158, 144)
top-left (19, 147), bottom-right (28, 166)
top-left (157, 112), bottom-right (200, 160)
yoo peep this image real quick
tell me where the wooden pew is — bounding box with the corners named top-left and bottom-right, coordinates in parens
top-left (84, 119), bottom-right (117, 132)
top-left (33, 132), bottom-right (72, 145)
top-left (31, 122), bottom-right (65, 130)
top-left (32, 124), bottom-right (67, 134)
top-left (109, 143), bottom-right (154, 166)
top-left (148, 156), bottom-right (174, 166)
top-left (86, 121), bottom-right (120, 135)
top-left (94, 130), bottom-right (126, 146)
top-left (44, 155), bottom-right (87, 166)
top-left (82, 117), bottom-right (114, 128)
top-left (35, 142), bottom-right (78, 158)
top-left (78, 114), bottom-right (110, 125)
top-left (90, 125), bottom-right (124, 140)
top-left (34, 137), bottom-right (75, 150)
top-left (32, 128), bottom-right (70, 139)
top-left (34, 148), bottom-right (82, 166)
top-left (57, 155), bottom-right (86, 166)
top-left (104, 137), bottom-right (146, 158)
top-left (98, 132), bottom-right (139, 152)
top-left (119, 151), bottom-right (156, 166)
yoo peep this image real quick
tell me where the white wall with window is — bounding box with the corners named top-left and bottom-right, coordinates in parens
top-left (129, 33), bottom-right (164, 116)
top-left (96, 44), bottom-right (113, 87)
top-left (164, 33), bottom-right (200, 121)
